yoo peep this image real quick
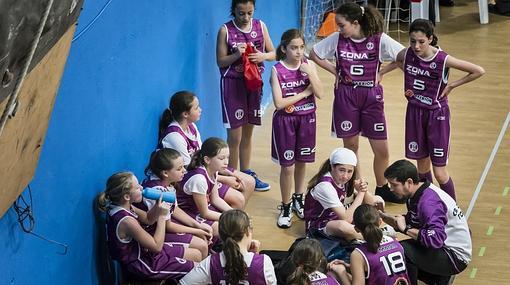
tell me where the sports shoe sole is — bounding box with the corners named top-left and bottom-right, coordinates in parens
top-left (255, 185), bottom-right (271, 192)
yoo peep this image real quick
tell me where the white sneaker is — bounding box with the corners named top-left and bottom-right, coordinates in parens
top-left (381, 224), bottom-right (397, 238)
top-left (292, 193), bottom-right (305, 219)
top-left (277, 203), bottom-right (293, 228)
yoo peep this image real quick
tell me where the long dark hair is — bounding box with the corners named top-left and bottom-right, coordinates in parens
top-left (353, 204), bottom-right (382, 253)
top-left (158, 91), bottom-right (196, 138)
top-left (307, 159), bottom-right (356, 197)
top-left (188, 137), bottom-right (228, 170)
top-left (97, 172), bottom-right (134, 212)
top-left (144, 148), bottom-right (181, 180)
top-left (219, 209), bottom-right (252, 284)
top-left (276, 29), bottom-right (305, 61)
top-left (335, 2), bottom-right (384, 37)
top-left (230, 0), bottom-right (256, 17)
top-left (288, 239), bottom-right (327, 285)
top-left (409, 18), bottom-right (438, 46)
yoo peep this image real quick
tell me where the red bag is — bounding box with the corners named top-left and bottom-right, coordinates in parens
top-left (242, 44), bottom-right (263, 91)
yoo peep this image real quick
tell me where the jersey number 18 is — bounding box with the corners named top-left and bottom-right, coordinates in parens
top-left (380, 251), bottom-right (406, 276)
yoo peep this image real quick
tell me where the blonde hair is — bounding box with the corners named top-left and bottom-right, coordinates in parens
top-left (97, 172), bottom-right (134, 212)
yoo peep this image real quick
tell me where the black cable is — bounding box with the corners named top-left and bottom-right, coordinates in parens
top-left (12, 185), bottom-right (69, 255)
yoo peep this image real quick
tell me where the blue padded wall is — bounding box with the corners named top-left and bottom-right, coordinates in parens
top-left (0, 0), bottom-right (300, 284)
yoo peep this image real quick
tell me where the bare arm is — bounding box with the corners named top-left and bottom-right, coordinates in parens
top-left (247, 22), bottom-right (275, 63)
top-left (216, 26), bottom-right (245, 68)
top-left (270, 68), bottom-right (313, 110)
top-left (350, 250), bottom-right (367, 285)
top-left (193, 192), bottom-right (222, 221)
top-left (301, 61), bottom-right (324, 99)
top-left (123, 200), bottom-right (169, 253)
top-left (210, 184), bottom-right (233, 212)
top-left (440, 55), bottom-right (485, 98)
top-left (131, 205), bottom-right (152, 225)
top-left (309, 49), bottom-right (336, 76)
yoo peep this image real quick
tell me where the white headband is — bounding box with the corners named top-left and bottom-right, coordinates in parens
top-left (360, 6), bottom-right (365, 16)
top-left (329, 148), bottom-right (358, 166)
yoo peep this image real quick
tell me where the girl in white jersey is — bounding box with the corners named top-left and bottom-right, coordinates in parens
top-left (159, 90), bottom-right (255, 208)
top-left (391, 19), bottom-right (485, 200)
top-left (310, 2), bottom-right (405, 204)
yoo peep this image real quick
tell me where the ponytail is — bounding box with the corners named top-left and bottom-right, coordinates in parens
top-left (287, 265), bottom-right (310, 285)
top-left (187, 149), bottom-right (204, 170)
top-left (219, 210), bottom-right (252, 284)
top-left (353, 204), bottom-right (383, 253)
top-left (336, 3), bottom-right (384, 37)
top-left (288, 239), bottom-right (327, 285)
top-left (97, 192), bottom-right (110, 212)
top-left (187, 137), bottom-right (228, 171)
top-left (96, 172), bottom-right (134, 212)
top-left (158, 109), bottom-right (173, 138)
top-left (223, 237), bottom-right (247, 284)
top-left (158, 91), bottom-right (196, 138)
top-left (363, 223), bottom-right (383, 253)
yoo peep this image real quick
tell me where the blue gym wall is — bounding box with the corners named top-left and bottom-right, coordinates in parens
top-left (0, 1), bottom-right (300, 284)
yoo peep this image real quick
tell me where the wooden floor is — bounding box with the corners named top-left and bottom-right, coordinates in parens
top-left (244, 0), bottom-right (510, 283)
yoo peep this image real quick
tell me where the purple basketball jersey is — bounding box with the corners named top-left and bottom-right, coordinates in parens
top-left (336, 34), bottom-right (382, 87)
top-left (308, 271), bottom-right (341, 285)
top-left (158, 123), bottom-right (200, 154)
top-left (355, 236), bottom-right (411, 285)
top-left (106, 206), bottom-right (193, 280)
top-left (210, 252), bottom-right (268, 285)
top-left (305, 175), bottom-right (346, 232)
top-left (107, 206), bottom-right (141, 265)
top-left (177, 167), bottom-right (213, 218)
top-left (404, 47), bottom-right (449, 109)
top-left (220, 19), bottom-right (265, 78)
top-left (273, 59), bottom-right (316, 116)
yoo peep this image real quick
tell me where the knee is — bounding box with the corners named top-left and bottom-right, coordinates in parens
top-left (343, 143), bottom-right (358, 153)
top-left (187, 248), bottom-right (203, 262)
top-left (433, 168), bottom-right (449, 184)
top-left (227, 135), bottom-right (241, 146)
top-left (229, 192), bottom-right (245, 209)
top-left (242, 175), bottom-right (255, 192)
top-left (195, 238), bottom-right (209, 259)
top-left (281, 165), bottom-right (295, 175)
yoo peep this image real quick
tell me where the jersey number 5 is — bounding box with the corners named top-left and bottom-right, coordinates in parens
top-left (413, 79), bottom-right (426, 91)
top-left (380, 252), bottom-right (406, 276)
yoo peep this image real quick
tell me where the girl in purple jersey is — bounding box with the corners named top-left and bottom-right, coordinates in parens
top-left (159, 91), bottom-right (255, 208)
top-left (139, 148), bottom-right (213, 259)
top-left (288, 239), bottom-right (348, 285)
top-left (310, 2), bottom-right (405, 204)
top-left (180, 209), bottom-right (277, 285)
top-left (304, 148), bottom-right (384, 242)
top-left (270, 29), bottom-right (323, 229)
top-left (178, 137), bottom-right (238, 236)
top-left (216, 0), bottom-right (276, 192)
top-left (331, 204), bottom-right (411, 285)
top-left (158, 91), bottom-right (202, 165)
top-left (98, 172), bottom-right (195, 281)
top-left (392, 19), bottom-right (485, 200)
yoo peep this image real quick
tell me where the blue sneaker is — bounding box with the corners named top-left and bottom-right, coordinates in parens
top-left (242, 169), bottom-right (270, 192)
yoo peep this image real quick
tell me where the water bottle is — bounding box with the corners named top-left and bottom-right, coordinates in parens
top-left (142, 187), bottom-right (175, 203)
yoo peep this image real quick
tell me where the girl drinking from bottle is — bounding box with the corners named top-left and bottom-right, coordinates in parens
top-left (98, 172), bottom-right (195, 281)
